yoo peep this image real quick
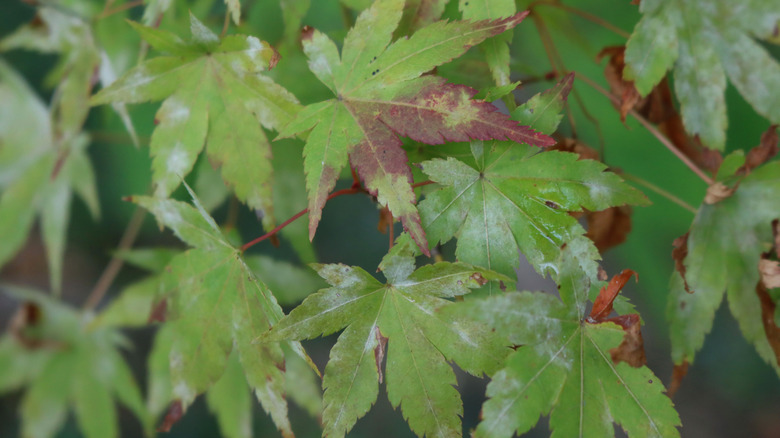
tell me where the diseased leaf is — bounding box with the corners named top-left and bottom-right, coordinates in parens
top-left (133, 189), bottom-right (315, 436)
top-left (456, 247), bottom-right (680, 438)
top-left (92, 15), bottom-right (300, 230)
top-left (261, 236), bottom-right (510, 438)
top-left (624, 0), bottom-right (780, 149)
top-left (0, 286), bottom-right (150, 438)
top-left (668, 161), bottom-right (780, 374)
top-left (280, 0), bottom-right (552, 253)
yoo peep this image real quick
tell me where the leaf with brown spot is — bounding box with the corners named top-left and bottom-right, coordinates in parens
top-left (278, 0), bottom-right (551, 254)
top-left (157, 400), bottom-right (183, 433)
top-left (704, 181), bottom-right (736, 204)
top-left (672, 232), bottom-right (693, 294)
top-left (757, 275), bottom-right (780, 367)
top-left (669, 161), bottom-right (780, 376)
top-left (608, 314), bottom-right (647, 368)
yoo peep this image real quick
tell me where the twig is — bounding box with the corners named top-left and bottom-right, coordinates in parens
top-left (241, 186), bottom-right (366, 252)
top-left (83, 206), bottom-right (147, 310)
top-left (97, 0), bottom-right (143, 20)
top-left (411, 180), bottom-right (434, 189)
top-left (530, 1), bottom-right (632, 39)
top-left (621, 173), bottom-right (698, 214)
top-left (577, 74), bottom-right (715, 185)
top-left (221, 9), bottom-right (230, 38)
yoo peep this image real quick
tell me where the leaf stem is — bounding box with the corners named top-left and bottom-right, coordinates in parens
top-left (529, 1), bottom-right (632, 39)
top-left (97, 0), bottom-right (143, 20)
top-left (241, 186), bottom-right (366, 252)
top-left (411, 180), bottom-right (434, 189)
top-left (83, 205), bottom-right (147, 310)
top-left (620, 173), bottom-right (697, 214)
top-left (220, 10), bottom-right (230, 38)
top-left (576, 74), bottom-right (715, 185)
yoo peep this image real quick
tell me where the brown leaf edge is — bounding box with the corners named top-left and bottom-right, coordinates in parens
top-left (672, 232), bottom-right (693, 294)
top-left (666, 361), bottom-right (689, 398)
top-left (757, 219), bottom-right (780, 368)
top-left (158, 400), bottom-right (184, 433)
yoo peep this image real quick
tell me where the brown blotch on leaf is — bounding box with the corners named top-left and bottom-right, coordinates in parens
top-left (158, 400), bottom-right (184, 433)
top-left (373, 327), bottom-right (388, 384)
top-left (672, 233), bottom-right (693, 293)
top-left (704, 182), bottom-right (736, 205)
top-left (608, 313), bottom-right (646, 368)
top-left (268, 48), bottom-right (281, 70)
top-left (147, 299), bottom-right (168, 324)
top-left (499, 281), bottom-right (507, 292)
top-left (666, 360), bottom-right (689, 398)
top-left (301, 25), bottom-right (314, 41)
top-left (585, 205), bottom-right (633, 252)
top-left (470, 272), bottom-right (488, 286)
top-left (738, 125), bottom-right (778, 175)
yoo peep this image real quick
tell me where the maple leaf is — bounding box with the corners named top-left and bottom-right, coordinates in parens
top-left (668, 158), bottom-right (780, 375)
top-left (91, 14), bottom-right (300, 230)
top-left (261, 234), bottom-right (510, 438)
top-left (623, 0), bottom-right (780, 149)
top-left (131, 187), bottom-right (316, 437)
top-left (456, 245), bottom-right (681, 438)
top-left (418, 74), bottom-right (648, 283)
top-left (0, 286), bottom-right (150, 438)
top-left (0, 60), bottom-right (99, 294)
top-left (459, 0), bottom-right (517, 87)
top-left (278, 0), bottom-right (552, 254)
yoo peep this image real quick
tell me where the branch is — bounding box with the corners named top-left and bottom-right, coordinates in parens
top-left (83, 206), bottom-right (146, 310)
top-left (577, 74), bottom-right (715, 185)
top-left (241, 186), bottom-right (367, 252)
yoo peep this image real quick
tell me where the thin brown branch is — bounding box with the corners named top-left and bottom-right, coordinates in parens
top-left (577, 74), bottom-right (715, 185)
top-left (241, 186), bottom-right (367, 252)
top-left (411, 180), bottom-right (434, 189)
top-left (221, 9), bottom-right (231, 38)
top-left (83, 206), bottom-right (147, 310)
top-left (97, 0), bottom-right (143, 20)
top-left (530, 1), bottom-right (632, 39)
top-left (621, 173), bottom-right (697, 214)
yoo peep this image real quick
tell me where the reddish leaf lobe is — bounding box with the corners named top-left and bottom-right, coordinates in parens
top-left (589, 269), bottom-right (637, 322)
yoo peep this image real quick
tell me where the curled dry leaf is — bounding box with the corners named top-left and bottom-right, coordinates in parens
top-left (158, 400), bottom-right (184, 433)
top-left (589, 269), bottom-right (638, 322)
top-left (704, 182), bottom-right (736, 204)
top-left (739, 124), bottom-right (779, 175)
top-left (598, 45), bottom-right (721, 173)
top-left (759, 259), bottom-right (780, 289)
top-left (586, 205), bottom-right (633, 252)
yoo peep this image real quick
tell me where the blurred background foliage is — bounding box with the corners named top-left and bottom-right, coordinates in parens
top-left (0, 0), bottom-right (779, 437)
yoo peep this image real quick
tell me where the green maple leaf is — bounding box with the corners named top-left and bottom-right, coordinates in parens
top-left (623, 0), bottom-right (780, 149)
top-left (261, 235), bottom-right (510, 438)
top-left (132, 187), bottom-right (314, 436)
top-left (92, 14), bottom-right (300, 230)
top-left (457, 245), bottom-right (681, 438)
top-left (0, 60), bottom-right (99, 294)
top-left (418, 74), bottom-right (648, 282)
top-left (459, 0), bottom-right (516, 87)
top-left (278, 0), bottom-right (553, 254)
top-left (0, 286), bottom-right (149, 438)
top-left (668, 159), bottom-right (780, 374)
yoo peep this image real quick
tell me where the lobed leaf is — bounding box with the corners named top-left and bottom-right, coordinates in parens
top-left (624, 0), bottom-right (780, 149)
top-left (284, 0), bottom-right (552, 254)
top-left (262, 243), bottom-right (509, 438)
